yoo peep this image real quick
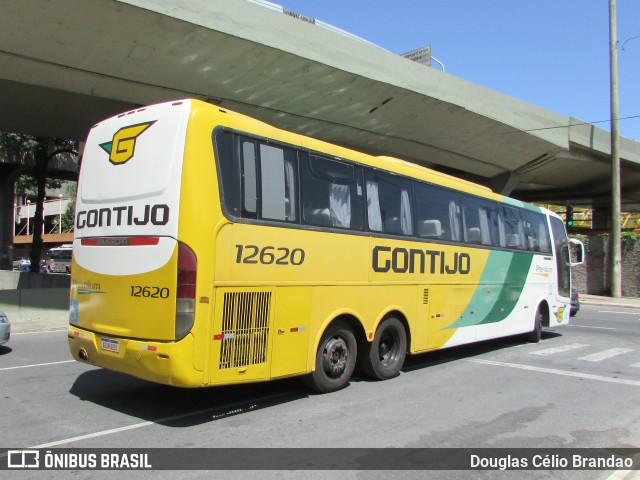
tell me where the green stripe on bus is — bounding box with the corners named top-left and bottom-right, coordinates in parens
top-left (445, 251), bottom-right (534, 329)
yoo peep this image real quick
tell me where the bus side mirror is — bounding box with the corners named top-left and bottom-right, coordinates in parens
top-left (568, 238), bottom-right (585, 266)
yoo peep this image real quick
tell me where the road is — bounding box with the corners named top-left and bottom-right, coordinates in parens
top-left (1, 304), bottom-right (639, 479)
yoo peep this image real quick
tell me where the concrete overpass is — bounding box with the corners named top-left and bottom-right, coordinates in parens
top-left (1, 0), bottom-right (640, 211)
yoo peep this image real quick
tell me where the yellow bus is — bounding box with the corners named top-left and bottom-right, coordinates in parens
top-left (68, 99), bottom-right (584, 392)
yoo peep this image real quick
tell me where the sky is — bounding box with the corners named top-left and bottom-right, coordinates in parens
top-left (277, 0), bottom-right (640, 141)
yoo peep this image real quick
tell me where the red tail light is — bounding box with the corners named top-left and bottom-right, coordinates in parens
top-left (177, 243), bottom-right (197, 298)
top-left (175, 242), bottom-right (196, 340)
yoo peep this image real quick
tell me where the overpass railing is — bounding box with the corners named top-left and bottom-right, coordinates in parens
top-left (13, 197), bottom-right (72, 243)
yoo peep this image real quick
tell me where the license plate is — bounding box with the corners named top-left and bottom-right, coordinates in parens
top-left (101, 338), bottom-right (119, 353)
top-left (52, 265), bottom-right (66, 272)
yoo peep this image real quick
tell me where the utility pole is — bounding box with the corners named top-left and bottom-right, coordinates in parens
top-left (609, 0), bottom-right (622, 297)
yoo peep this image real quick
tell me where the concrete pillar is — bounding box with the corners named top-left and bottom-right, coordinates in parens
top-left (0, 165), bottom-right (24, 269)
top-left (489, 170), bottom-right (520, 196)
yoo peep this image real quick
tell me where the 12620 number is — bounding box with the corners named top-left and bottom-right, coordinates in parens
top-left (235, 245), bottom-right (305, 266)
top-left (130, 286), bottom-right (170, 298)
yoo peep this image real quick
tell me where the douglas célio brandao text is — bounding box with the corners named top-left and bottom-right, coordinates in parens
top-left (470, 453), bottom-right (634, 470)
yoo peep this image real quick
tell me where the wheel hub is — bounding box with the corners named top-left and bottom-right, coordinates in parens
top-left (322, 336), bottom-right (349, 377)
top-left (379, 332), bottom-right (398, 365)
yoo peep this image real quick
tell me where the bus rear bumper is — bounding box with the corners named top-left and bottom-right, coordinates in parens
top-left (67, 325), bottom-right (203, 387)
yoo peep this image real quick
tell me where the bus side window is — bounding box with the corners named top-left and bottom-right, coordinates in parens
top-left (538, 221), bottom-right (551, 253)
top-left (215, 131), bottom-right (241, 217)
top-left (461, 197), bottom-right (493, 246)
top-left (241, 140), bottom-right (257, 218)
top-left (502, 207), bottom-right (526, 250)
top-left (366, 171), bottom-right (413, 236)
top-left (486, 206), bottom-right (506, 248)
top-left (414, 182), bottom-right (463, 242)
top-left (258, 144), bottom-right (297, 222)
top-left (478, 207), bottom-right (493, 245)
top-left (523, 210), bottom-right (552, 253)
top-left (301, 155), bottom-right (363, 230)
top-left (366, 178), bottom-right (383, 232)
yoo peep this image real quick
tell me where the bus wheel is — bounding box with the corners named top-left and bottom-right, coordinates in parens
top-left (360, 317), bottom-right (407, 380)
top-left (304, 321), bottom-right (357, 393)
top-left (525, 306), bottom-right (544, 343)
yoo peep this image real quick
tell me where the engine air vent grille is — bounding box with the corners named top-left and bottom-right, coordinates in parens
top-left (219, 292), bottom-right (271, 370)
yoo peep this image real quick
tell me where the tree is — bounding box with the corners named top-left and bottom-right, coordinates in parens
top-left (0, 132), bottom-right (78, 273)
top-left (14, 174), bottom-right (63, 201)
top-left (60, 183), bottom-right (77, 233)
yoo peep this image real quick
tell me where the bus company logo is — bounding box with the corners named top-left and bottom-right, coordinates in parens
top-left (99, 121), bottom-right (156, 165)
top-left (8, 450), bottom-right (39, 468)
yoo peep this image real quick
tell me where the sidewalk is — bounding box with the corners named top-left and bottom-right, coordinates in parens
top-left (9, 309), bottom-right (68, 333)
top-left (579, 294), bottom-right (640, 309)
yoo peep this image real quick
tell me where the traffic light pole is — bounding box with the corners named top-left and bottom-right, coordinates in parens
top-left (609, 0), bottom-right (622, 298)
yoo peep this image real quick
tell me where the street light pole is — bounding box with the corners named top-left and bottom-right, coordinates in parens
top-left (58, 194), bottom-right (63, 234)
top-left (609, 0), bottom-right (622, 298)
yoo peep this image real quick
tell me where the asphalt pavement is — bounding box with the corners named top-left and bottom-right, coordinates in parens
top-left (4, 301), bottom-right (640, 479)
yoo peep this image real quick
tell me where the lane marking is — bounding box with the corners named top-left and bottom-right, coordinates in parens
top-left (630, 362), bottom-right (640, 369)
top-left (31, 420), bottom-right (156, 449)
top-left (605, 468), bottom-right (640, 480)
top-left (468, 359), bottom-right (640, 387)
top-left (13, 329), bottom-right (68, 335)
top-left (529, 343), bottom-right (590, 356)
top-left (567, 325), bottom-right (617, 331)
top-left (578, 348), bottom-right (634, 362)
top-left (598, 310), bottom-right (640, 316)
top-left (29, 391), bottom-right (295, 449)
top-left (0, 360), bottom-right (75, 372)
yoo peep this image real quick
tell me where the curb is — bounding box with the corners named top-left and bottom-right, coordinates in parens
top-left (579, 301), bottom-right (640, 309)
top-left (579, 297), bottom-right (640, 309)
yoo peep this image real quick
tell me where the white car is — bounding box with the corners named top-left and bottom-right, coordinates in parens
top-left (12, 258), bottom-right (30, 271)
top-left (0, 311), bottom-right (9, 345)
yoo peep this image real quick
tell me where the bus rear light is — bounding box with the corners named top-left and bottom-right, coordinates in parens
top-left (177, 243), bottom-right (197, 298)
top-left (175, 242), bottom-right (197, 341)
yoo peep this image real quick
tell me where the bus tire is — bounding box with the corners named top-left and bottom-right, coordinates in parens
top-left (303, 320), bottom-right (357, 393)
top-left (525, 306), bottom-right (544, 343)
top-left (359, 317), bottom-right (407, 380)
